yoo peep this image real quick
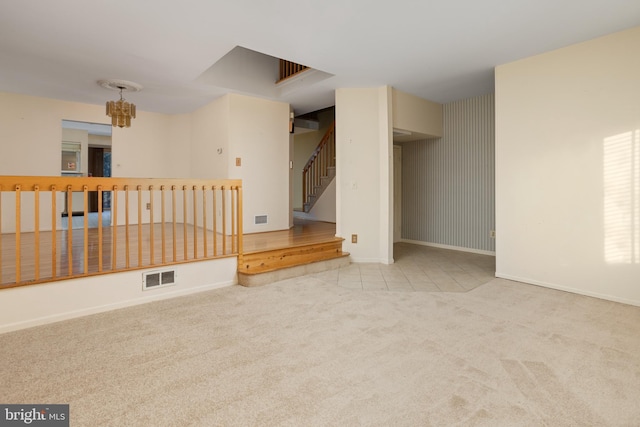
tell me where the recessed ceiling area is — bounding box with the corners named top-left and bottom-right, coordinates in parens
top-left (197, 46), bottom-right (333, 100)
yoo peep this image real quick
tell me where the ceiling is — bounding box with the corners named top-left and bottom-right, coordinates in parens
top-left (1, 1), bottom-right (638, 116)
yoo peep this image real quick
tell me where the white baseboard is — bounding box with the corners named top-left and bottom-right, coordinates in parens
top-left (400, 239), bottom-right (496, 256)
top-left (495, 272), bottom-right (640, 307)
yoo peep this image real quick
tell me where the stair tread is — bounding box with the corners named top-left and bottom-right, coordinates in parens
top-left (239, 251), bottom-right (350, 275)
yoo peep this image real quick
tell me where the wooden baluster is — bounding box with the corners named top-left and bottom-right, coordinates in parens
top-left (172, 185), bottom-right (177, 262)
top-left (125, 185), bottom-right (130, 269)
top-left (66, 185), bottom-right (73, 276)
top-left (83, 185), bottom-right (89, 275)
top-left (212, 186), bottom-right (217, 257)
top-left (303, 171), bottom-right (307, 208)
top-left (98, 185), bottom-right (103, 272)
top-left (321, 143), bottom-right (325, 179)
top-left (149, 185), bottom-right (154, 265)
top-left (193, 185), bottom-right (198, 259)
top-left (237, 185), bottom-right (243, 266)
top-left (183, 185), bottom-right (188, 260)
top-left (231, 186), bottom-right (236, 254)
top-left (15, 185), bottom-right (21, 284)
top-left (112, 185), bottom-right (118, 271)
top-left (202, 186), bottom-right (208, 258)
top-left (34, 185), bottom-right (40, 281)
top-left (161, 185), bottom-right (166, 264)
top-left (221, 186), bottom-right (226, 255)
top-left (51, 185), bottom-right (56, 279)
top-left (137, 185), bottom-right (142, 267)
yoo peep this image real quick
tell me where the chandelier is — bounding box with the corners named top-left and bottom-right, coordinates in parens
top-left (106, 87), bottom-right (136, 128)
top-left (98, 79), bottom-right (142, 128)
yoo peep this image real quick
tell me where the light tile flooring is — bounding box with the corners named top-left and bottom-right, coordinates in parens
top-left (315, 242), bottom-right (496, 293)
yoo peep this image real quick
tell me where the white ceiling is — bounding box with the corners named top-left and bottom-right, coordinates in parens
top-left (1, 1), bottom-right (639, 116)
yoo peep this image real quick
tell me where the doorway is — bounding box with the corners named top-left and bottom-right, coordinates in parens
top-left (60, 120), bottom-right (112, 229)
top-left (88, 147), bottom-right (112, 212)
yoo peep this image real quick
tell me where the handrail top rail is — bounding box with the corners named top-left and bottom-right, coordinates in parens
top-left (0, 176), bottom-right (242, 191)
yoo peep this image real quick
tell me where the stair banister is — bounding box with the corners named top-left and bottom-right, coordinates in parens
top-left (302, 121), bottom-right (336, 212)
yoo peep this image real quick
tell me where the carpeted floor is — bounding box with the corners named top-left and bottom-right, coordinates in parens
top-left (1, 253), bottom-right (640, 425)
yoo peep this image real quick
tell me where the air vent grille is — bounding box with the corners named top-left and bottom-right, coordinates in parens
top-left (143, 269), bottom-right (177, 290)
top-left (255, 215), bottom-right (268, 225)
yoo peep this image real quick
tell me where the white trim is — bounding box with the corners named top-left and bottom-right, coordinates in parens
top-left (400, 239), bottom-right (496, 256)
top-left (495, 273), bottom-right (640, 307)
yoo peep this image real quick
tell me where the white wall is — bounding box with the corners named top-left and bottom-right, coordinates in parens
top-left (0, 257), bottom-right (237, 334)
top-left (495, 26), bottom-right (640, 306)
top-left (307, 179), bottom-right (336, 222)
top-left (336, 86), bottom-right (393, 263)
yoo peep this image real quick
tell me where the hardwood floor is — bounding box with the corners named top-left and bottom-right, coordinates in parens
top-left (0, 218), bottom-right (337, 287)
top-left (242, 219), bottom-right (337, 253)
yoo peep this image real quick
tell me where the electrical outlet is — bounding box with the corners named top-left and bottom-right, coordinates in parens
top-left (490, 230), bottom-right (496, 238)
top-left (236, 157), bottom-right (241, 166)
top-left (146, 203), bottom-right (151, 210)
top-left (351, 234), bottom-right (358, 244)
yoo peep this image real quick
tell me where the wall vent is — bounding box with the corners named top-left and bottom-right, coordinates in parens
top-left (142, 269), bottom-right (177, 291)
top-left (255, 214), bottom-right (268, 225)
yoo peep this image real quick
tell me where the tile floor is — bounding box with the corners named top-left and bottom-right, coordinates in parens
top-left (314, 242), bottom-right (496, 293)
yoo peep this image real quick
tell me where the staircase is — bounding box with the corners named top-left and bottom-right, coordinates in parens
top-left (302, 121), bottom-right (336, 213)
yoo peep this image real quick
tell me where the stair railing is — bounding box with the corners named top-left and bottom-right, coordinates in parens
top-left (302, 121), bottom-right (336, 211)
top-left (0, 176), bottom-right (243, 289)
top-left (277, 59), bottom-right (309, 83)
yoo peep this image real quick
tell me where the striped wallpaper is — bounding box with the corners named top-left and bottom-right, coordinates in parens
top-left (400, 93), bottom-right (495, 253)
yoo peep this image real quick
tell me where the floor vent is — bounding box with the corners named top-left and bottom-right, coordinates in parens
top-left (142, 269), bottom-right (177, 291)
top-left (255, 214), bottom-right (268, 225)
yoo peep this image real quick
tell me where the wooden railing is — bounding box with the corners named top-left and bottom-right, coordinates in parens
top-left (277, 59), bottom-right (309, 83)
top-left (302, 121), bottom-right (336, 211)
top-left (0, 176), bottom-right (242, 289)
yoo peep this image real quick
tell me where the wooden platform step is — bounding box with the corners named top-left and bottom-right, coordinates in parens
top-left (237, 238), bottom-right (349, 287)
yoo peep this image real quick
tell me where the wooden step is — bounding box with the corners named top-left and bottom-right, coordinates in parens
top-left (237, 238), bottom-right (349, 287)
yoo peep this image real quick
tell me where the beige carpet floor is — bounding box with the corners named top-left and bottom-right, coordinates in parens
top-left (2, 259), bottom-right (640, 425)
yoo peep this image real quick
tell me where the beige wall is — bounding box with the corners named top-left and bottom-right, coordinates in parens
top-left (187, 93), bottom-right (291, 233)
top-left (495, 26), bottom-right (640, 306)
top-left (0, 93), bottom-right (240, 333)
top-left (190, 96), bottom-right (229, 179)
top-left (392, 88), bottom-right (442, 138)
top-left (336, 86), bottom-right (393, 263)
top-left (0, 93), bottom-right (185, 232)
top-left (227, 94), bottom-right (290, 233)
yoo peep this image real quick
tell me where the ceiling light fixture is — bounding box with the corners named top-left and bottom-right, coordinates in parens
top-left (98, 79), bottom-right (143, 128)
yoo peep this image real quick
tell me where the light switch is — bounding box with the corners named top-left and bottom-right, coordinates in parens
top-left (236, 157), bottom-right (241, 166)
